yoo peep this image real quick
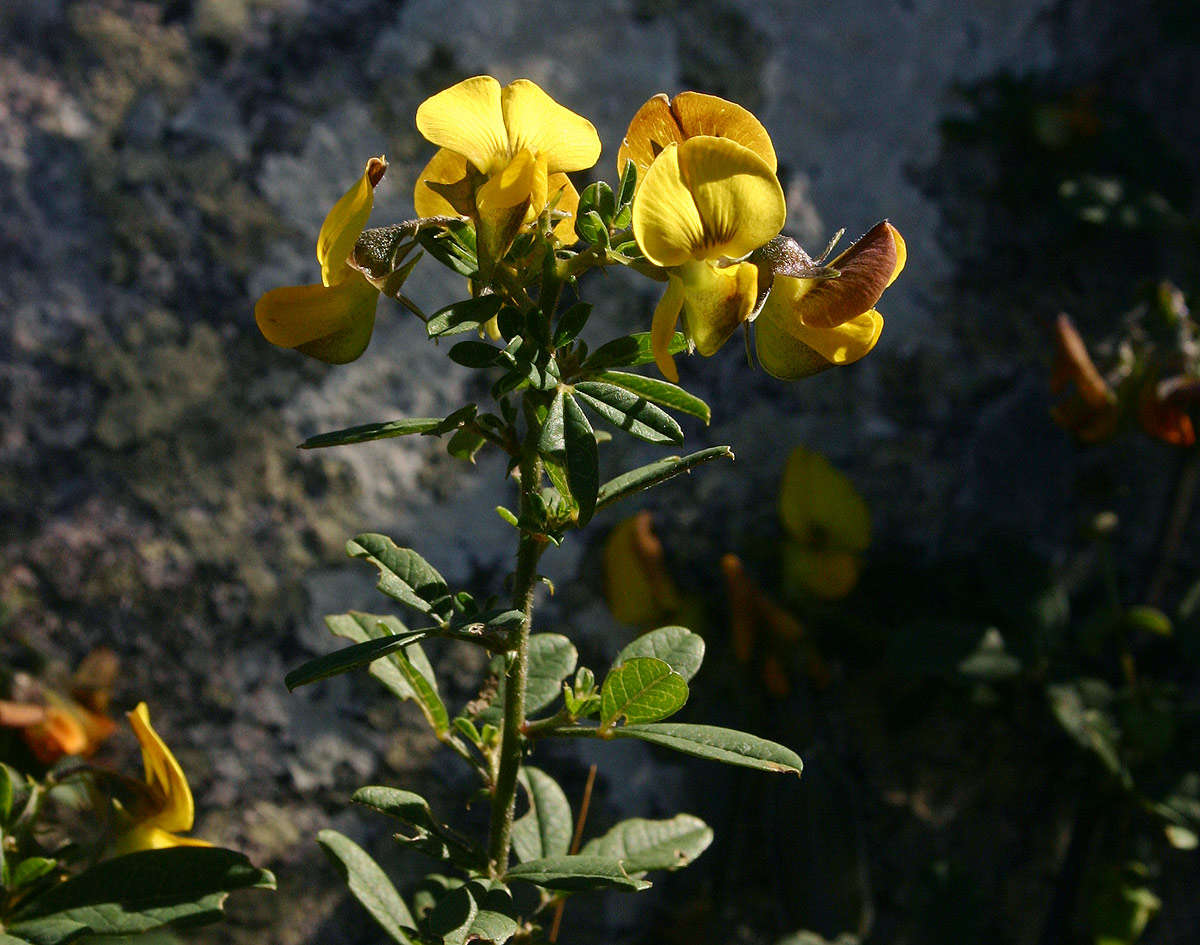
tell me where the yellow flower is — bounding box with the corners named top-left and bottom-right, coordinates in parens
top-left (631, 135), bottom-right (786, 381)
top-left (255, 157), bottom-right (388, 364)
top-left (113, 702), bottom-right (211, 855)
top-left (413, 76), bottom-right (601, 263)
top-left (753, 221), bottom-right (905, 379)
top-left (618, 90), bottom-right (777, 186)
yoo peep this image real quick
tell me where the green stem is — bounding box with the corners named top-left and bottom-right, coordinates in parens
top-left (487, 410), bottom-right (546, 876)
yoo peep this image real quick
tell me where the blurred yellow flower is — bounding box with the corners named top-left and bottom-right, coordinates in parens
top-left (753, 221), bottom-right (905, 379)
top-left (255, 157), bottom-right (388, 364)
top-left (414, 76), bottom-right (600, 260)
top-left (631, 136), bottom-right (786, 381)
top-left (618, 90), bottom-right (777, 186)
top-left (113, 702), bottom-right (211, 855)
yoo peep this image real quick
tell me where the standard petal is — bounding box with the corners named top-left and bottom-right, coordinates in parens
top-left (678, 259), bottom-right (759, 356)
top-left (677, 136), bottom-right (785, 261)
top-left (546, 171), bottom-right (580, 243)
top-left (795, 221), bottom-right (899, 329)
top-left (413, 148), bottom-right (473, 218)
top-left (617, 93), bottom-right (684, 181)
top-left (316, 156), bottom-right (386, 287)
top-left (477, 148), bottom-right (538, 213)
top-left (632, 143), bottom-right (705, 268)
top-left (672, 91), bottom-right (777, 171)
top-left (501, 79), bottom-right (601, 173)
top-left (127, 703), bottom-right (194, 834)
top-left (256, 275), bottom-right (379, 361)
top-left (651, 275), bottom-right (687, 382)
top-left (416, 75), bottom-right (508, 175)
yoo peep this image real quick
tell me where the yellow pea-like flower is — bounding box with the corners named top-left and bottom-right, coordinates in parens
top-left (754, 221), bottom-right (905, 380)
top-left (631, 135), bottom-right (786, 381)
top-left (113, 702), bottom-right (212, 854)
top-left (255, 157), bottom-right (388, 364)
top-left (413, 76), bottom-right (600, 251)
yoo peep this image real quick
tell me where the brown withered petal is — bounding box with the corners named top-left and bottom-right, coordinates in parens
top-left (1139, 377), bottom-right (1198, 447)
top-left (791, 221), bottom-right (898, 330)
top-left (1051, 312), bottom-right (1113, 408)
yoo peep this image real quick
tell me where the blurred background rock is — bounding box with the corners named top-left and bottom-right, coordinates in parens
top-left (1, 1), bottom-right (1197, 943)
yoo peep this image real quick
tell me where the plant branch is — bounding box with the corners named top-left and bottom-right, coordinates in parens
top-left (487, 405), bottom-right (547, 876)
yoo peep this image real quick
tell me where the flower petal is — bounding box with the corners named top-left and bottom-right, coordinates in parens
top-left (678, 259), bottom-right (759, 356)
top-left (676, 136), bottom-right (785, 261)
top-left (256, 274), bottom-right (379, 363)
top-left (884, 222), bottom-right (906, 286)
top-left (618, 93), bottom-right (685, 181)
top-left (414, 148), bottom-right (473, 218)
top-left (316, 157), bottom-right (386, 287)
top-left (547, 172), bottom-right (581, 243)
top-left (416, 75), bottom-right (508, 175)
top-left (501, 79), bottom-right (601, 173)
top-left (671, 91), bottom-right (777, 171)
top-left (794, 221), bottom-right (898, 329)
top-left (127, 702), bottom-right (194, 834)
top-left (477, 148), bottom-right (538, 214)
top-left (788, 308), bottom-right (884, 365)
top-left (651, 275), bottom-right (687, 382)
top-left (754, 299), bottom-right (834, 380)
top-left (114, 825), bottom-right (212, 856)
top-left (632, 143), bottom-right (705, 268)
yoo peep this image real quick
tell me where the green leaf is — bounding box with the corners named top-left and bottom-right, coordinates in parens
top-left (573, 383), bottom-right (684, 445)
top-left (504, 855), bottom-right (651, 892)
top-left (537, 388), bottom-right (566, 457)
top-left (418, 222), bottom-right (478, 279)
top-left (590, 370), bottom-right (711, 424)
top-left (8, 848), bottom-right (273, 944)
top-left (580, 814), bottom-right (712, 872)
top-left (576, 210), bottom-right (608, 246)
top-left (299, 417), bottom-right (442, 450)
top-left (447, 426), bottom-right (488, 463)
top-left (552, 302), bottom-right (592, 348)
top-left (596, 446), bottom-right (733, 512)
top-left (317, 830), bottom-right (415, 945)
top-left (600, 658), bottom-right (689, 728)
top-left (616, 162), bottom-right (637, 219)
top-left (480, 635), bottom-right (578, 725)
top-left (347, 534), bottom-right (450, 616)
top-left (611, 723), bottom-right (804, 776)
top-left (563, 393), bottom-right (598, 525)
top-left (1047, 680), bottom-right (1129, 785)
top-left (284, 630), bottom-right (429, 691)
top-left (426, 296), bottom-right (504, 338)
top-left (512, 767), bottom-right (573, 863)
top-left (1124, 605), bottom-right (1172, 637)
top-left (12, 858), bottom-right (57, 889)
top-left (430, 403), bottom-right (479, 436)
top-left (353, 788), bottom-right (483, 870)
top-left (615, 626), bottom-right (705, 683)
top-left (325, 613), bottom-right (447, 735)
top-left (449, 340), bottom-right (503, 368)
top-left (425, 882), bottom-right (516, 945)
top-left (583, 332), bottom-right (686, 371)
top-left (0, 934), bottom-right (37, 945)
top-left (0, 762), bottom-right (12, 822)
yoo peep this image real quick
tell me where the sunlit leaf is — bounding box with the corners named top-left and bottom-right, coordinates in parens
top-left (583, 332), bottom-right (687, 371)
top-left (284, 631), bottom-right (429, 691)
top-left (573, 382), bottom-right (684, 445)
top-left (563, 393), bottom-right (598, 525)
top-left (596, 446), bottom-right (733, 512)
top-left (511, 767), bottom-right (572, 863)
top-left (611, 723), bottom-right (803, 775)
top-left (504, 855), bottom-right (651, 891)
top-left (616, 626), bottom-right (705, 682)
top-left (299, 417), bottom-right (442, 450)
top-left (600, 658), bottom-right (689, 728)
top-left (588, 370), bottom-right (710, 423)
top-left (347, 534), bottom-right (450, 616)
top-left (426, 296), bottom-right (504, 337)
top-left (580, 814), bottom-right (712, 872)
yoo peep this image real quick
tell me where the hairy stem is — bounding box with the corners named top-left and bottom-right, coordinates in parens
top-left (487, 414), bottom-right (546, 875)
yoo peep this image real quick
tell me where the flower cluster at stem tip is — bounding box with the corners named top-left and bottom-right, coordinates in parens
top-left (255, 77), bottom-right (904, 381)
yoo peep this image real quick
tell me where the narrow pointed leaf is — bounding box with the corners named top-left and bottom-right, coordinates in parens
top-left (512, 767), bottom-right (573, 863)
top-left (611, 723), bottom-right (803, 776)
top-left (580, 814), bottom-right (712, 872)
top-left (285, 630), bottom-right (429, 691)
top-left (600, 658), bottom-right (688, 727)
top-left (596, 446), bottom-right (733, 512)
top-left (583, 332), bottom-right (687, 371)
top-left (317, 830), bottom-right (415, 945)
top-left (537, 389), bottom-right (566, 457)
top-left (347, 534), bottom-right (449, 616)
top-left (553, 302), bottom-right (592, 347)
top-left (299, 417), bottom-right (442, 450)
top-left (591, 370), bottom-right (711, 424)
top-left (616, 626), bottom-right (705, 682)
top-left (563, 393), bottom-right (598, 524)
top-left (8, 848), bottom-right (273, 941)
top-left (426, 296), bottom-right (504, 337)
top-left (504, 855), bottom-right (651, 891)
top-left (573, 383), bottom-right (683, 445)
